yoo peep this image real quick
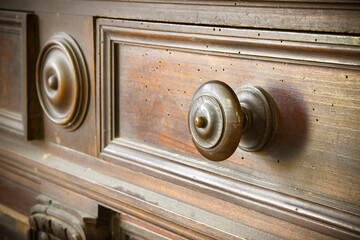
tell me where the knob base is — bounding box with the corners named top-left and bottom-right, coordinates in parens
top-left (236, 86), bottom-right (278, 152)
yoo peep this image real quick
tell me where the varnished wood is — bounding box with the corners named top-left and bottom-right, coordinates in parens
top-left (0, 135), bottom-right (343, 240)
top-left (36, 32), bottom-right (89, 131)
top-left (1, 0), bottom-right (360, 33)
top-left (0, 11), bottom-right (41, 139)
top-left (97, 18), bottom-right (360, 239)
top-left (0, 2), bottom-right (360, 240)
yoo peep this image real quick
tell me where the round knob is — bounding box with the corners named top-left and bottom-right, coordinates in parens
top-left (36, 32), bottom-right (89, 131)
top-left (189, 81), bottom-right (278, 161)
top-left (188, 81), bottom-right (243, 161)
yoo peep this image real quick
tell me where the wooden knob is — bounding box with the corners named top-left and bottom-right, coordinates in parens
top-left (188, 81), bottom-right (243, 161)
top-left (188, 81), bottom-right (277, 161)
top-left (36, 32), bottom-right (89, 131)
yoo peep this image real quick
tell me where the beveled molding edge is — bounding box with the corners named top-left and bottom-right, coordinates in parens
top-left (97, 18), bottom-right (360, 70)
top-left (0, 11), bottom-right (41, 139)
top-left (96, 19), bottom-right (360, 239)
top-left (102, 140), bottom-right (360, 240)
top-left (0, 136), bottom-right (359, 239)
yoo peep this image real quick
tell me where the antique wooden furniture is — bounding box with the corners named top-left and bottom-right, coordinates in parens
top-left (0, 1), bottom-right (359, 239)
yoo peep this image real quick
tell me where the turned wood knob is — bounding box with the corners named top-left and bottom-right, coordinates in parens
top-left (36, 32), bottom-right (89, 131)
top-left (188, 81), bottom-right (277, 161)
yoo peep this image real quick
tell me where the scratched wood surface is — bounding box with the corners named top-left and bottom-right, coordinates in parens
top-left (110, 24), bottom-right (360, 212)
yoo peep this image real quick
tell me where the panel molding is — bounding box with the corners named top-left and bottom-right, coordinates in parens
top-left (1, 0), bottom-right (360, 33)
top-left (97, 18), bottom-right (360, 239)
top-left (0, 11), bottom-right (41, 139)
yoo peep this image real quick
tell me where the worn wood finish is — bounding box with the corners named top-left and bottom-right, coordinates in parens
top-left (0, 11), bottom-right (41, 139)
top-left (29, 195), bottom-right (112, 240)
top-left (1, 2), bottom-right (360, 240)
top-left (36, 13), bottom-right (97, 156)
top-left (1, 0), bottom-right (360, 33)
top-left (0, 175), bottom-right (37, 240)
top-left (0, 203), bottom-right (29, 240)
top-left (0, 135), bottom-right (342, 240)
top-left (97, 19), bottom-right (360, 239)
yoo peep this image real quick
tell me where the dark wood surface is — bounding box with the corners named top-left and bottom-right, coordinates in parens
top-left (0, 1), bottom-right (360, 240)
top-left (0, 11), bottom-right (40, 139)
top-left (1, 0), bottom-right (360, 33)
top-left (99, 17), bottom-right (360, 209)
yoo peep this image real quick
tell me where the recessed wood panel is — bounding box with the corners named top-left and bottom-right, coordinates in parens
top-left (97, 19), bottom-right (360, 239)
top-left (0, 11), bottom-right (40, 139)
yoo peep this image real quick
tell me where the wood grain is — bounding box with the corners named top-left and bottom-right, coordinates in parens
top-left (97, 19), bottom-right (360, 239)
top-left (1, 0), bottom-right (360, 33)
top-left (37, 13), bottom-right (97, 156)
top-left (0, 11), bottom-right (40, 139)
top-left (0, 135), bottom-right (343, 239)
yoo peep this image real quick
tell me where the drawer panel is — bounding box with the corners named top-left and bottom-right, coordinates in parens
top-left (97, 19), bottom-right (360, 238)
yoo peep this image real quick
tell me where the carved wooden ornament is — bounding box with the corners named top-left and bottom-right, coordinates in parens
top-left (28, 195), bottom-right (86, 240)
top-left (36, 32), bottom-right (88, 131)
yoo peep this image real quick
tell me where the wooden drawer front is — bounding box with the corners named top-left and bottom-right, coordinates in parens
top-left (97, 19), bottom-right (360, 238)
top-left (0, 11), bottom-right (39, 139)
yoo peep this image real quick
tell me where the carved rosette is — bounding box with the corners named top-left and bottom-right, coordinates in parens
top-left (36, 32), bottom-right (89, 131)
